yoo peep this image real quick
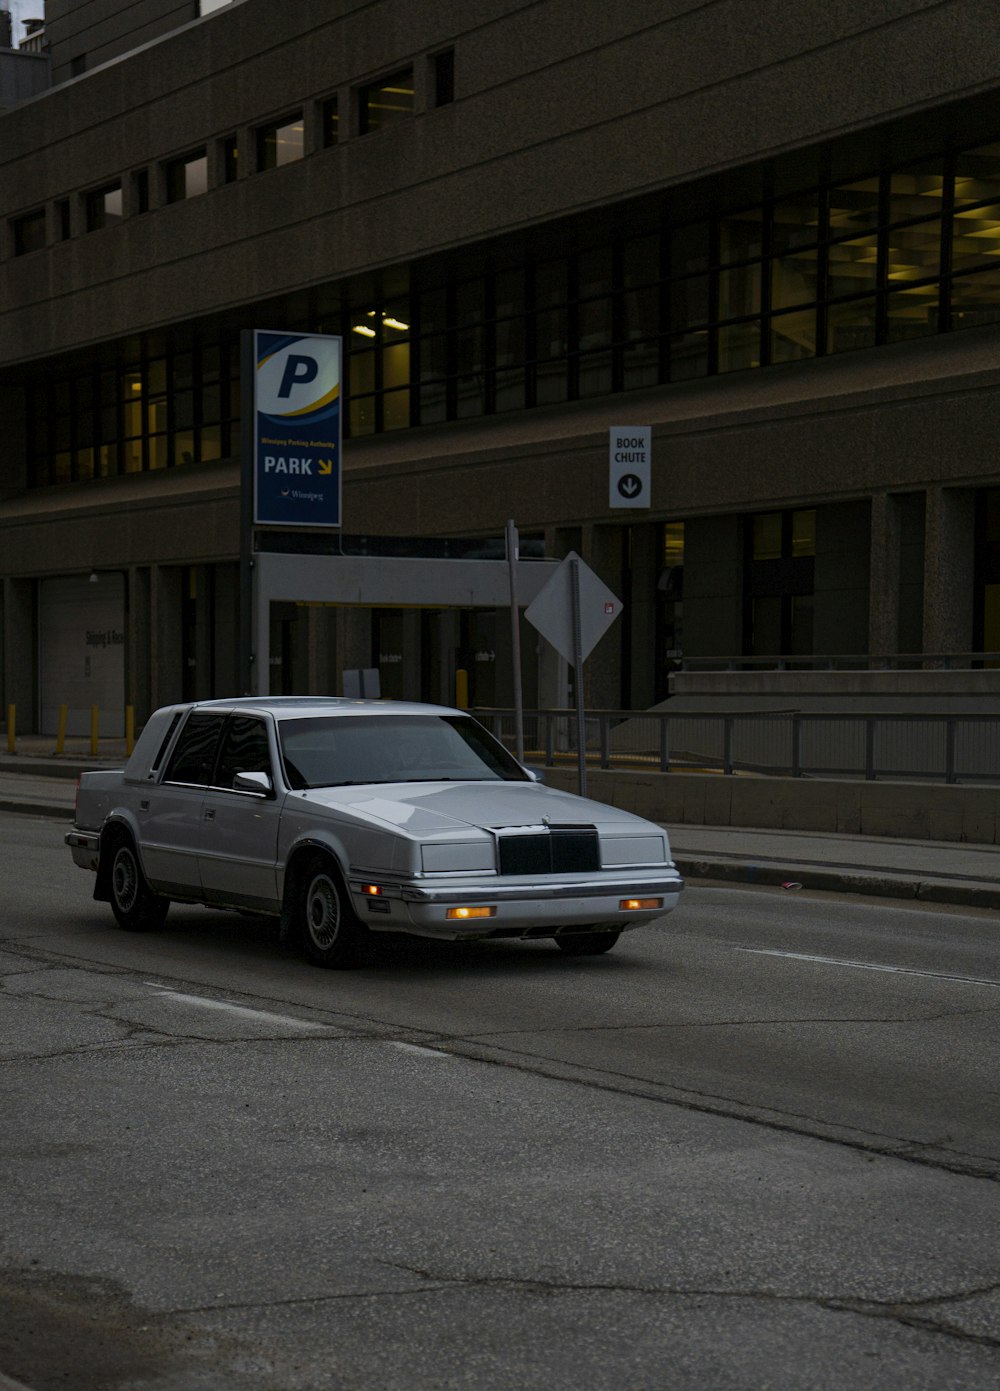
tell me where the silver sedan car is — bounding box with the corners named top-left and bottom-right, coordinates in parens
top-left (67, 698), bottom-right (683, 968)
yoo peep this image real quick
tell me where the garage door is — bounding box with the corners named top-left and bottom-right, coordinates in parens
top-left (39, 574), bottom-right (125, 737)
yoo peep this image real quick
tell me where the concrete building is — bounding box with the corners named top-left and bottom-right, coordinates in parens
top-left (3, 0), bottom-right (1000, 734)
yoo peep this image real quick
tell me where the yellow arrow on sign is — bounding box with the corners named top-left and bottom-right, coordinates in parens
top-left (318, 458), bottom-right (334, 475)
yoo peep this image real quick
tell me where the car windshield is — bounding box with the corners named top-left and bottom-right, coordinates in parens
top-left (277, 713), bottom-right (530, 789)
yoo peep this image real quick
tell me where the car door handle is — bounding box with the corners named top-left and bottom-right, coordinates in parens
top-left (140, 799), bottom-right (149, 811)
top-left (204, 808), bottom-right (216, 821)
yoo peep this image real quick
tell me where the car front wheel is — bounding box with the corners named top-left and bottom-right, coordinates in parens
top-left (555, 929), bottom-right (620, 956)
top-left (108, 834), bottom-right (169, 932)
top-left (297, 857), bottom-right (368, 969)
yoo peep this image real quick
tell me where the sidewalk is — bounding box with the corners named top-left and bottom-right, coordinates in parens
top-left (3, 749), bottom-right (999, 913)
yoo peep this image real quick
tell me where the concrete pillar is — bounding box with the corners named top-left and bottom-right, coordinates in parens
top-left (335, 607), bottom-right (372, 694)
top-left (922, 486), bottom-right (975, 658)
top-left (214, 562), bottom-right (240, 697)
top-left (868, 493), bottom-right (902, 658)
top-left (2, 578), bottom-right (35, 729)
top-left (127, 566), bottom-right (152, 723)
top-left (303, 603), bottom-right (337, 695)
top-left (150, 566), bottom-right (184, 710)
top-left (194, 565), bottom-right (214, 699)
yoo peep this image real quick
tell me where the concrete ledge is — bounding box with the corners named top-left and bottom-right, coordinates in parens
top-left (542, 768), bottom-right (1000, 845)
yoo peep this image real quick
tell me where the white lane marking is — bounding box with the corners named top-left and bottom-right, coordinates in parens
top-left (388, 1041), bottom-right (451, 1058)
top-left (737, 949), bottom-right (1000, 989)
top-left (144, 984), bottom-right (333, 1030)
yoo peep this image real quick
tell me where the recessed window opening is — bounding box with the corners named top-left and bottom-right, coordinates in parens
top-left (257, 115), bottom-right (304, 170)
top-left (166, 150), bottom-right (209, 202)
top-left (360, 68), bottom-right (414, 133)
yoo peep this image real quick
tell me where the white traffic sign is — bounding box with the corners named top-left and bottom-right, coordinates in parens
top-left (524, 552), bottom-right (623, 665)
top-left (609, 425), bottom-right (651, 508)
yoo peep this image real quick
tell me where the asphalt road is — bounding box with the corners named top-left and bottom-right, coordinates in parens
top-left (2, 809), bottom-right (1000, 1390)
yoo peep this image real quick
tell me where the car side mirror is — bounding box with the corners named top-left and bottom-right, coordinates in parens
top-left (524, 766), bottom-right (544, 783)
top-left (233, 770), bottom-right (273, 796)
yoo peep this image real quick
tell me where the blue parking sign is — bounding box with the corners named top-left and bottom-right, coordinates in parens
top-left (253, 331), bottom-right (342, 527)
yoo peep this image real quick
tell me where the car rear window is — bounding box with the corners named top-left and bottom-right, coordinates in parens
top-left (163, 712), bottom-right (226, 786)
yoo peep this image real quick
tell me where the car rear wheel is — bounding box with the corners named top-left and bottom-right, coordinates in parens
top-left (555, 929), bottom-right (621, 956)
top-left (108, 833), bottom-right (169, 932)
top-left (297, 856), bottom-right (368, 969)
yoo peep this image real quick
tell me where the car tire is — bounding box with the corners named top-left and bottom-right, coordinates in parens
top-left (555, 929), bottom-right (621, 956)
top-left (296, 855), bottom-right (368, 969)
top-left (107, 832), bottom-right (169, 932)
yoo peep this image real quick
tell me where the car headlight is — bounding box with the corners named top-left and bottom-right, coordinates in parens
top-left (421, 841), bottom-right (496, 873)
top-left (600, 834), bottom-right (668, 867)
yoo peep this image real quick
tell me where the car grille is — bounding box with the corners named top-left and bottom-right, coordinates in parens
top-left (497, 825), bottom-right (600, 875)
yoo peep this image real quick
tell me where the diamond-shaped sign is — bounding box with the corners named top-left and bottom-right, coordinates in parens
top-left (524, 552), bottom-right (623, 664)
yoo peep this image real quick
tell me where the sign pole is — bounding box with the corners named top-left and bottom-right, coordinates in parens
top-left (569, 555), bottom-right (587, 797)
top-left (239, 330), bottom-right (255, 695)
top-left (505, 519), bottom-right (525, 764)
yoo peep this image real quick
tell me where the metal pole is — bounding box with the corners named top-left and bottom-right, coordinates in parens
top-left (239, 330), bottom-right (255, 696)
top-left (570, 555), bottom-right (587, 797)
top-left (506, 519), bottom-right (525, 764)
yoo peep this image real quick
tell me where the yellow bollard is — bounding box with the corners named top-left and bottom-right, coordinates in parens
top-left (90, 705), bottom-right (99, 757)
top-left (125, 705), bottom-right (135, 757)
top-left (56, 703), bottom-right (68, 755)
top-left (454, 668), bottom-right (469, 709)
top-left (6, 703), bottom-right (14, 754)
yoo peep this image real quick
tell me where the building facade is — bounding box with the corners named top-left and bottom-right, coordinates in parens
top-left (3, 0), bottom-right (1000, 732)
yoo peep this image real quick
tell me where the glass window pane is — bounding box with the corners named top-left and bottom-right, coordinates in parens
top-left (535, 260), bottom-right (567, 308)
top-left (494, 269), bottom-right (524, 319)
top-left (623, 234), bottom-right (659, 287)
top-left (578, 296), bottom-right (612, 349)
top-left (669, 330), bottom-right (708, 381)
top-left (202, 384), bottom-right (221, 423)
top-left (718, 320), bottom-right (760, 373)
top-left (886, 283), bottom-right (940, 342)
top-left (14, 211), bottom-right (46, 255)
top-left (123, 438), bottom-right (143, 472)
top-left (201, 345), bottom-right (221, 379)
top-left (419, 380), bottom-right (448, 424)
top-left (173, 430), bottom-right (195, 465)
top-left (578, 350), bottom-right (612, 398)
top-left (349, 398), bottom-right (376, 436)
top-left (772, 248), bottom-right (819, 309)
top-left (827, 177), bottom-right (880, 235)
top-left (951, 203), bottom-right (1000, 272)
top-left (886, 218), bottom-right (941, 282)
top-left (720, 262), bottom-right (761, 318)
top-left (349, 350), bottom-right (375, 395)
top-left (258, 116), bottom-right (304, 170)
top-left (950, 266), bottom-right (1000, 330)
top-left (772, 191), bottom-right (821, 252)
top-left (147, 359), bottom-right (167, 393)
top-left (827, 235), bottom-right (879, 298)
top-left (753, 513), bottom-right (782, 560)
top-left (670, 275), bottom-right (709, 329)
top-left (362, 69), bottom-right (414, 132)
top-left (889, 161), bottom-right (946, 223)
top-left (323, 97), bottom-right (339, 147)
top-left (719, 208), bottom-right (763, 263)
top-left (494, 367), bottom-right (525, 413)
top-left (146, 398), bottom-right (168, 434)
top-left (495, 315), bottom-right (524, 368)
top-left (623, 338), bottom-right (660, 391)
top-left (103, 186), bottom-right (123, 223)
top-left (535, 358), bottom-right (567, 405)
top-left (184, 154), bottom-right (208, 198)
top-left (954, 142), bottom-right (1000, 207)
top-left (148, 435), bottom-right (169, 470)
top-left (535, 307), bottom-right (566, 361)
top-left (670, 221), bottom-right (710, 276)
top-left (456, 280), bottom-right (484, 326)
top-left (383, 341), bottom-right (411, 390)
top-left (792, 509), bottom-right (816, 558)
top-left (199, 425), bottom-right (221, 460)
top-left (770, 307), bottom-right (817, 362)
top-left (419, 333), bottom-right (449, 381)
top-left (826, 297), bottom-right (877, 354)
top-left (174, 392), bottom-right (194, 429)
top-left (382, 388), bottom-right (410, 431)
top-left (578, 246), bottom-right (613, 297)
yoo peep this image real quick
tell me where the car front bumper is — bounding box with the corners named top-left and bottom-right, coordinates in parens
top-left (348, 867), bottom-right (684, 939)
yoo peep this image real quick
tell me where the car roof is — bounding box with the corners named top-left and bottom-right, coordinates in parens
top-left (185, 697), bottom-right (463, 721)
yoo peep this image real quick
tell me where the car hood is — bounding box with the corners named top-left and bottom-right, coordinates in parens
top-left (299, 780), bottom-right (659, 838)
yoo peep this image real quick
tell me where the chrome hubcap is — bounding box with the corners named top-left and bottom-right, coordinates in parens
top-left (112, 847), bottom-right (138, 912)
top-left (305, 873), bottom-right (339, 950)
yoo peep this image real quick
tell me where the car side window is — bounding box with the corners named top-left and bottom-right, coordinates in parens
top-left (215, 715), bottom-right (273, 790)
top-left (162, 712), bottom-right (226, 786)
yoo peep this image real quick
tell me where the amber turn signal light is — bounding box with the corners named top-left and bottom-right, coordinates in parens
top-left (620, 897), bottom-right (663, 911)
top-left (446, 906), bottom-right (496, 920)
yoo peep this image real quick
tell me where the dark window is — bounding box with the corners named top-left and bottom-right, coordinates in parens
top-left (322, 97), bottom-right (339, 146)
top-left (165, 150), bottom-right (208, 202)
top-left (163, 712), bottom-right (225, 785)
top-left (57, 200), bottom-right (71, 240)
top-left (133, 170), bottom-right (149, 214)
top-left (360, 68), bottom-right (414, 133)
top-left (257, 114), bottom-right (304, 170)
top-left (433, 49), bottom-right (455, 107)
top-left (13, 210), bottom-right (46, 255)
top-left (70, 54), bottom-right (87, 76)
top-left (86, 184), bottom-right (123, 231)
top-left (214, 716), bottom-right (272, 789)
top-left (222, 136), bottom-right (238, 183)
top-left (150, 712), bottom-right (184, 772)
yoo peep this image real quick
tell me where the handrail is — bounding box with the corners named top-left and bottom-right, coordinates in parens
top-left (473, 707), bottom-right (1000, 785)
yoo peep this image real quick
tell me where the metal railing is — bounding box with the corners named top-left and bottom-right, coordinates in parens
top-left (674, 652), bottom-right (1000, 672)
top-left (474, 708), bottom-right (1000, 784)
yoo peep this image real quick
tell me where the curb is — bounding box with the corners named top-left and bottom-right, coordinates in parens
top-left (675, 856), bottom-right (1000, 911)
top-left (0, 798), bottom-right (72, 821)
